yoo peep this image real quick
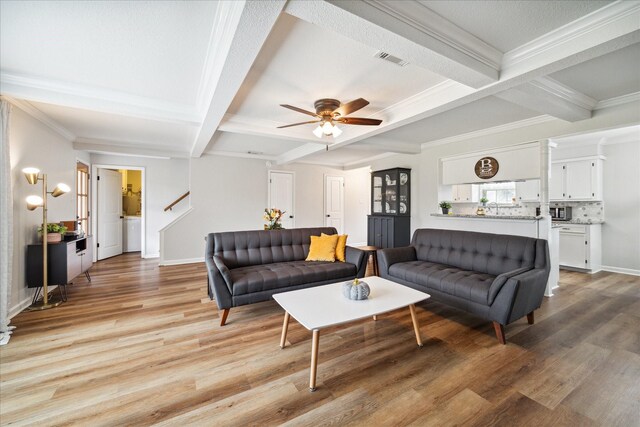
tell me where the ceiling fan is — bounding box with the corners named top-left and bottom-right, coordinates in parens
top-left (277, 98), bottom-right (382, 138)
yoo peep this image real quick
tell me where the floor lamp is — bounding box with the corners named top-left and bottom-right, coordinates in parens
top-left (23, 167), bottom-right (70, 310)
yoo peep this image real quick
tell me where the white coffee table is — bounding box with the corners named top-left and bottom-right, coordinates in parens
top-left (272, 276), bottom-right (430, 391)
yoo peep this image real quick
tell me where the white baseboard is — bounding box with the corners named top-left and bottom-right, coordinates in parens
top-left (601, 265), bottom-right (640, 276)
top-left (9, 296), bottom-right (33, 320)
top-left (159, 257), bottom-right (203, 266)
top-left (144, 253), bottom-right (160, 259)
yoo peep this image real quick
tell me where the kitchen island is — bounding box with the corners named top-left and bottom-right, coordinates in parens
top-left (429, 213), bottom-right (544, 238)
top-left (428, 213), bottom-right (559, 296)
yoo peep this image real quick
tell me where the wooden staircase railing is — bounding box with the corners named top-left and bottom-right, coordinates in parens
top-left (164, 191), bottom-right (190, 211)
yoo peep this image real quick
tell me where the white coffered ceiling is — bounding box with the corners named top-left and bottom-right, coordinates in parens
top-left (1, 0), bottom-right (639, 167)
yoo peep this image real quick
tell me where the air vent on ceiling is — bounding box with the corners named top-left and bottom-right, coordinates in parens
top-left (247, 151), bottom-right (264, 155)
top-left (374, 51), bottom-right (408, 67)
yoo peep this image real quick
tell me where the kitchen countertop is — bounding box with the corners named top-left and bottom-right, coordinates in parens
top-left (552, 219), bottom-right (604, 225)
top-left (431, 213), bottom-right (542, 221)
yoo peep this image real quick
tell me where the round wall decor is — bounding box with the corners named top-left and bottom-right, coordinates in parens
top-left (474, 157), bottom-right (499, 179)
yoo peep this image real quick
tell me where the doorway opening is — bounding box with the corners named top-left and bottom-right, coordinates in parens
top-left (91, 164), bottom-right (146, 261)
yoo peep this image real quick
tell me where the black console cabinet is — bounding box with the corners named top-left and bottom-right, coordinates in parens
top-left (367, 216), bottom-right (411, 248)
top-left (368, 167), bottom-right (411, 248)
top-left (26, 236), bottom-right (93, 293)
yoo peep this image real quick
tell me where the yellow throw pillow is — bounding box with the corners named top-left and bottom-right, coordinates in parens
top-left (322, 233), bottom-right (348, 262)
top-left (306, 234), bottom-right (339, 262)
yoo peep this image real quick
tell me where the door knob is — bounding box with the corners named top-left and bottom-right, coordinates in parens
top-left (289, 215), bottom-right (294, 218)
top-left (326, 214), bottom-right (330, 217)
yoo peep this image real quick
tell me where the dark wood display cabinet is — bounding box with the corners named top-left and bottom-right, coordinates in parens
top-left (368, 168), bottom-right (411, 249)
top-left (26, 236), bottom-right (93, 302)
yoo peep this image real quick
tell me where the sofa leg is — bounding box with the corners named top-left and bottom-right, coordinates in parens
top-left (493, 322), bottom-right (506, 345)
top-left (527, 311), bottom-right (535, 325)
top-left (220, 308), bottom-right (230, 326)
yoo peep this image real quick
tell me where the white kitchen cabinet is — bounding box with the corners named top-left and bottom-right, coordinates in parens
top-left (451, 184), bottom-right (477, 203)
top-left (516, 179), bottom-right (540, 202)
top-left (550, 157), bottom-right (604, 201)
top-left (557, 223), bottom-right (601, 272)
top-left (550, 163), bottom-right (565, 200)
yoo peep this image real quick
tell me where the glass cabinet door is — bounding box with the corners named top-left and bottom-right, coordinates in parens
top-left (371, 168), bottom-right (410, 216)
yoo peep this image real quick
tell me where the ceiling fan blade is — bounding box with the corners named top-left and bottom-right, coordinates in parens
top-left (277, 120), bottom-right (320, 129)
top-left (337, 117), bottom-right (382, 126)
top-left (334, 98), bottom-right (369, 117)
top-left (280, 104), bottom-right (319, 118)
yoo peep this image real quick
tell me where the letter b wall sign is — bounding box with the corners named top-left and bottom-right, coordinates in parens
top-left (474, 157), bottom-right (499, 179)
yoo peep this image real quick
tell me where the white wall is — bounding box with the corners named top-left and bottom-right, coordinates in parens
top-left (90, 154), bottom-right (189, 258)
top-left (9, 106), bottom-right (90, 316)
top-left (161, 154), bottom-right (370, 263)
top-left (601, 140), bottom-right (640, 273)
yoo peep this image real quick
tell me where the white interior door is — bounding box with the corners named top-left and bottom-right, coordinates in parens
top-left (325, 175), bottom-right (344, 233)
top-left (268, 171), bottom-right (295, 229)
top-left (97, 168), bottom-right (123, 260)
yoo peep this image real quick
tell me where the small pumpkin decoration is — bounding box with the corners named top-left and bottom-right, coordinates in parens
top-left (342, 278), bottom-right (370, 300)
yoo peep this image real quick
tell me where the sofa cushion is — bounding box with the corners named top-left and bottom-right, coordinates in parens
top-left (230, 260), bottom-right (356, 296)
top-left (411, 229), bottom-right (536, 277)
top-left (212, 227), bottom-right (338, 269)
top-left (388, 260), bottom-right (496, 305)
top-left (306, 234), bottom-right (339, 262)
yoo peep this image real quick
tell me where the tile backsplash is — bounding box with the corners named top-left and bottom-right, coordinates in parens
top-left (550, 201), bottom-right (605, 223)
top-left (446, 201), bottom-right (605, 223)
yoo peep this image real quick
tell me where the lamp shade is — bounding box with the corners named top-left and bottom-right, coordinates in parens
top-left (51, 183), bottom-right (71, 198)
top-left (26, 195), bottom-right (44, 210)
top-left (332, 125), bottom-right (342, 138)
top-left (22, 167), bottom-right (40, 185)
top-left (312, 125), bottom-right (323, 138)
top-left (322, 121), bottom-right (333, 135)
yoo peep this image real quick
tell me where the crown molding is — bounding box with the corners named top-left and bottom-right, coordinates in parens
top-left (496, 77), bottom-right (595, 122)
top-left (503, 1), bottom-right (640, 70)
top-left (531, 77), bottom-right (597, 111)
top-left (366, 0), bottom-right (502, 70)
top-left (285, 0), bottom-right (498, 87)
top-left (195, 1), bottom-right (246, 113)
top-left (1, 72), bottom-right (201, 125)
top-left (219, 113), bottom-right (328, 145)
top-left (343, 152), bottom-right (397, 169)
top-left (420, 116), bottom-right (556, 149)
top-left (595, 91), bottom-right (640, 110)
top-left (2, 96), bottom-right (76, 141)
top-left (203, 150), bottom-right (277, 161)
top-left (74, 138), bottom-right (189, 159)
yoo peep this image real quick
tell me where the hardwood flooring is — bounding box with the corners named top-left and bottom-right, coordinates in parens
top-left (1, 253), bottom-right (639, 426)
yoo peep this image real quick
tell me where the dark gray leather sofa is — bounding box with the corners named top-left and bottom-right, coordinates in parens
top-left (377, 228), bottom-right (550, 344)
top-left (206, 227), bottom-right (366, 325)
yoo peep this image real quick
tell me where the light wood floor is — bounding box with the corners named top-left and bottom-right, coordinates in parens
top-left (1, 253), bottom-right (639, 426)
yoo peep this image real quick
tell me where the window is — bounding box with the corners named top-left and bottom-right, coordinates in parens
top-left (479, 181), bottom-right (516, 204)
top-left (77, 162), bottom-right (90, 235)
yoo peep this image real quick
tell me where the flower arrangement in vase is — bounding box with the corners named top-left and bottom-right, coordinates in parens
top-left (263, 208), bottom-right (286, 230)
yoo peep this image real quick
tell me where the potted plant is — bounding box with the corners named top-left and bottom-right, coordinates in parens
top-left (37, 223), bottom-right (68, 243)
top-left (480, 197), bottom-right (489, 206)
top-left (439, 201), bottom-right (452, 215)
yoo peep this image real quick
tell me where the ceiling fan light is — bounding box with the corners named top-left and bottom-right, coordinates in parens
top-left (322, 121), bottom-right (333, 135)
top-left (332, 125), bottom-right (342, 138)
top-left (312, 125), bottom-right (323, 138)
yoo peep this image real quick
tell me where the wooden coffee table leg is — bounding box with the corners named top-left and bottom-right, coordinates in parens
top-left (409, 304), bottom-right (423, 347)
top-left (280, 311), bottom-right (290, 349)
top-left (309, 329), bottom-right (320, 392)
top-left (373, 315), bottom-right (377, 321)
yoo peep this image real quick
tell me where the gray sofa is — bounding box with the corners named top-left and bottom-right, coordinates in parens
top-left (206, 227), bottom-right (366, 325)
top-left (377, 228), bottom-right (550, 344)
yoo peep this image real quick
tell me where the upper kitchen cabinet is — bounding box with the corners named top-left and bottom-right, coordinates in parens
top-left (550, 156), bottom-right (604, 201)
top-left (451, 184), bottom-right (478, 203)
top-left (515, 179), bottom-right (540, 202)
